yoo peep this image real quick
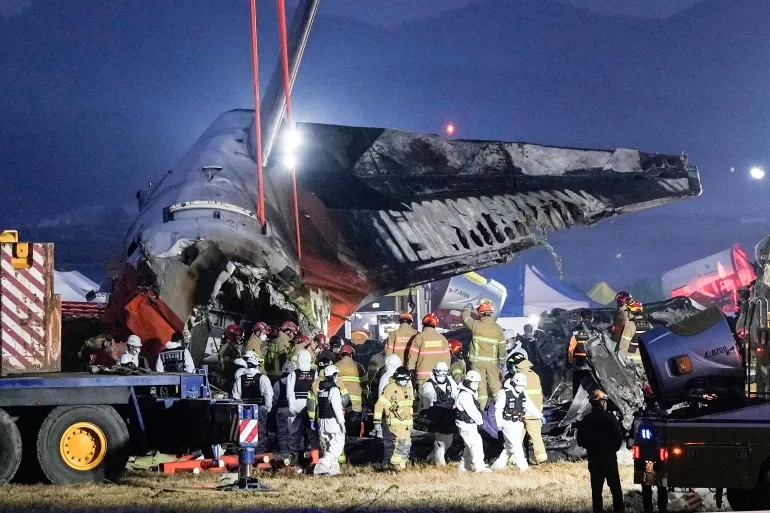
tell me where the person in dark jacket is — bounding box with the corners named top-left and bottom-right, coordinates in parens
top-left (577, 389), bottom-right (625, 513)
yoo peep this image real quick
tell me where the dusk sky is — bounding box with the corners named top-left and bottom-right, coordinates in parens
top-left (2, 0), bottom-right (769, 291)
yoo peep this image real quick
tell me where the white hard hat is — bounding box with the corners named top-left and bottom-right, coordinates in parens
top-left (297, 349), bottom-right (312, 369)
top-left (233, 358), bottom-right (248, 369)
top-left (324, 364), bottom-right (339, 377)
top-left (385, 354), bottom-right (402, 370)
top-left (243, 351), bottom-right (262, 367)
top-left (465, 370), bottom-right (482, 383)
top-left (118, 353), bottom-right (137, 366)
top-left (513, 373), bottom-right (527, 387)
top-left (126, 335), bottom-right (142, 347)
top-left (433, 361), bottom-right (449, 373)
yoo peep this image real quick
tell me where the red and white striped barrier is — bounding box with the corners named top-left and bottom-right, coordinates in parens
top-left (239, 419), bottom-right (259, 444)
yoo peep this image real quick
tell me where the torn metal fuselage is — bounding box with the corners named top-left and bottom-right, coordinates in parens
top-left (107, 110), bottom-right (701, 355)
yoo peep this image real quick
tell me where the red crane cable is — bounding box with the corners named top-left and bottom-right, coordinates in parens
top-left (249, 0), bottom-right (266, 227)
top-left (276, 0), bottom-right (302, 260)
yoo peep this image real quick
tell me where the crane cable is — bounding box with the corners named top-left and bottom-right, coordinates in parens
top-left (249, 0), bottom-right (266, 228)
top-left (276, 0), bottom-right (302, 260)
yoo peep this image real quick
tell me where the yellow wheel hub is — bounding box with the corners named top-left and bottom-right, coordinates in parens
top-left (59, 422), bottom-right (107, 471)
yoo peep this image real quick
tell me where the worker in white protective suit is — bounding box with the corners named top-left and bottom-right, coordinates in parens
top-left (286, 349), bottom-right (317, 453)
top-left (504, 330), bottom-right (528, 361)
top-left (233, 351), bottom-right (273, 454)
top-left (125, 335), bottom-right (150, 369)
top-left (373, 353), bottom-right (402, 439)
top-left (117, 352), bottom-right (138, 368)
top-left (421, 361), bottom-right (457, 466)
top-left (455, 370), bottom-right (490, 473)
top-left (491, 372), bottom-right (544, 471)
top-left (272, 361), bottom-right (293, 453)
top-left (155, 332), bottom-right (195, 373)
top-left (313, 364), bottom-right (346, 475)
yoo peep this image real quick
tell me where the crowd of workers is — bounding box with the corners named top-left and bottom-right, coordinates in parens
top-left (107, 292), bottom-right (651, 511)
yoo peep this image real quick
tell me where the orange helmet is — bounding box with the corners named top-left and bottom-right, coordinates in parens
top-left (477, 302), bottom-right (494, 315)
top-left (448, 339), bottom-right (463, 355)
top-left (422, 313), bottom-right (439, 327)
top-left (398, 312), bottom-right (414, 323)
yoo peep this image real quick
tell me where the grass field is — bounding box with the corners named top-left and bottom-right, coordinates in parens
top-left (0, 462), bottom-right (651, 513)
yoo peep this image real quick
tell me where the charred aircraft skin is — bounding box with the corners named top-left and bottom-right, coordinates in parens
top-left (110, 110), bottom-right (701, 348)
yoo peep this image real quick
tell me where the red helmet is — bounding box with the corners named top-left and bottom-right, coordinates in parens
top-left (340, 344), bottom-right (355, 356)
top-left (225, 324), bottom-right (243, 341)
top-left (477, 302), bottom-right (494, 315)
top-left (295, 334), bottom-right (311, 346)
top-left (448, 339), bottom-right (462, 355)
top-left (280, 321), bottom-right (298, 334)
top-left (398, 312), bottom-right (413, 323)
top-left (615, 291), bottom-right (631, 306)
top-left (252, 321), bottom-right (270, 335)
top-left (422, 313), bottom-right (439, 327)
top-left (314, 333), bottom-right (329, 351)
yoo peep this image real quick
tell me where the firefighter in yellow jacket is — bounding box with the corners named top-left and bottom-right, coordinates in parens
top-left (336, 345), bottom-right (365, 412)
top-left (508, 352), bottom-right (548, 464)
top-left (407, 313), bottom-right (451, 387)
top-left (373, 366), bottom-right (414, 470)
top-left (385, 312), bottom-right (418, 364)
top-left (462, 302), bottom-right (505, 405)
top-left (265, 321), bottom-right (296, 381)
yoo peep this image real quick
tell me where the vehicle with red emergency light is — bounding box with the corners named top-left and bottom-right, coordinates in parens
top-left (632, 305), bottom-right (770, 511)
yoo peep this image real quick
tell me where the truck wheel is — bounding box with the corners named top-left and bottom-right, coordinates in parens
top-left (752, 469), bottom-right (770, 510)
top-left (0, 408), bottom-right (22, 483)
top-left (36, 405), bottom-right (130, 484)
top-left (726, 488), bottom-right (753, 511)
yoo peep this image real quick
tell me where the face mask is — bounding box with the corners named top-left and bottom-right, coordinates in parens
top-left (469, 381), bottom-right (479, 391)
top-left (396, 379), bottom-right (409, 387)
top-left (127, 346), bottom-right (139, 356)
top-left (434, 371), bottom-right (447, 383)
top-left (514, 385), bottom-right (524, 393)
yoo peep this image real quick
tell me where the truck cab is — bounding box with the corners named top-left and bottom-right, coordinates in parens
top-left (632, 305), bottom-right (770, 510)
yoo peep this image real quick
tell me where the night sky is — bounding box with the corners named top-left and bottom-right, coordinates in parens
top-left (1, 0), bottom-right (769, 292)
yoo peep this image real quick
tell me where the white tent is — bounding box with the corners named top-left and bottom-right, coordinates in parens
top-left (54, 271), bottom-right (105, 303)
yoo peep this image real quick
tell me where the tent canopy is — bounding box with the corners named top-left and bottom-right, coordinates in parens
top-left (478, 264), bottom-right (599, 317)
top-left (54, 270), bottom-right (104, 303)
top-left (587, 282), bottom-right (617, 306)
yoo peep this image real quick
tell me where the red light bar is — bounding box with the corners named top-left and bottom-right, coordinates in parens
top-left (632, 445), bottom-right (640, 459)
top-left (659, 447), bottom-right (669, 461)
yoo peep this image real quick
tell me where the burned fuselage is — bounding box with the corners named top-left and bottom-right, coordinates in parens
top-left (106, 111), bottom-right (701, 361)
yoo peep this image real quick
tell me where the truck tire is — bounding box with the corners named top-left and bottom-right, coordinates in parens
top-left (752, 469), bottom-right (770, 510)
top-left (726, 488), bottom-right (753, 511)
top-left (0, 408), bottom-right (23, 483)
top-left (36, 405), bottom-right (130, 484)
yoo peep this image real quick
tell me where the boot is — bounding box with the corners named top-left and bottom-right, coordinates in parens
top-left (491, 453), bottom-right (508, 470)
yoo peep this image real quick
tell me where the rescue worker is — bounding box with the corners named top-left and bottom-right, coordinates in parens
top-left (366, 348), bottom-right (386, 394)
top-left (156, 332), bottom-right (195, 373)
top-left (246, 321), bottom-right (271, 355)
top-left (377, 354), bottom-right (402, 399)
top-left (508, 352), bottom-right (548, 465)
top-left (491, 372), bottom-right (544, 471)
top-left (408, 313), bottom-right (451, 388)
top-left (291, 334), bottom-right (316, 366)
top-left (265, 321), bottom-right (296, 382)
top-left (313, 364), bottom-right (346, 476)
top-left (385, 312), bottom-right (418, 364)
top-left (336, 345), bottom-right (365, 413)
top-left (611, 292), bottom-right (636, 363)
top-left (577, 389), bottom-right (625, 513)
top-left (329, 335), bottom-right (344, 361)
top-left (461, 302), bottom-right (506, 405)
top-left (218, 324), bottom-right (245, 378)
top-left (307, 355), bottom-right (351, 429)
top-left (568, 324), bottom-right (592, 397)
top-left (314, 333), bottom-right (329, 356)
top-left (448, 339), bottom-right (466, 384)
top-left (125, 335), bottom-right (149, 369)
top-left (232, 351), bottom-right (273, 454)
top-left (421, 361), bottom-right (457, 466)
top-left (373, 366), bottom-right (414, 470)
top-left (286, 349), bottom-right (317, 453)
top-left (625, 299), bottom-right (647, 366)
top-left (504, 330), bottom-right (528, 361)
top-left (516, 324), bottom-right (538, 360)
top-left (272, 361), bottom-right (293, 453)
top-left (117, 352), bottom-right (138, 368)
top-left (455, 370), bottom-right (489, 472)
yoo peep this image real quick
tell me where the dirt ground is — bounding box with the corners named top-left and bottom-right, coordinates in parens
top-left (0, 462), bottom-right (650, 513)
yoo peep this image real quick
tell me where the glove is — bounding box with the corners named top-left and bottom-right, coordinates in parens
top-left (540, 416), bottom-right (547, 425)
top-left (310, 420), bottom-right (316, 431)
top-left (374, 423), bottom-right (383, 439)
